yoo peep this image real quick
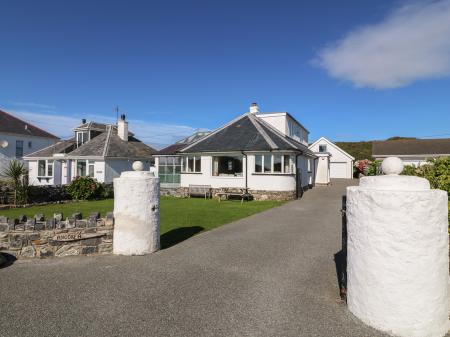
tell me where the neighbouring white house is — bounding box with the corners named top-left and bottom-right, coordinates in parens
top-left (372, 138), bottom-right (450, 166)
top-left (24, 115), bottom-right (157, 186)
top-left (309, 137), bottom-right (354, 182)
top-left (0, 109), bottom-right (59, 174)
top-left (168, 103), bottom-right (317, 200)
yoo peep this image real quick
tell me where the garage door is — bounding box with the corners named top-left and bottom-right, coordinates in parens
top-left (330, 162), bottom-right (348, 178)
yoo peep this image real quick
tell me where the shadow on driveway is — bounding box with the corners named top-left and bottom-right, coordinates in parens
top-left (161, 226), bottom-right (204, 249)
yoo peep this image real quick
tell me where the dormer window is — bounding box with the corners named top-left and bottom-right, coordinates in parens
top-left (76, 131), bottom-right (89, 147)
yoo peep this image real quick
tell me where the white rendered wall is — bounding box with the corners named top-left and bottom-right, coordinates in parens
top-left (105, 159), bottom-right (150, 183)
top-left (0, 133), bottom-right (56, 173)
top-left (346, 175), bottom-right (449, 337)
top-left (113, 170), bottom-right (160, 255)
top-left (180, 154), bottom-right (311, 191)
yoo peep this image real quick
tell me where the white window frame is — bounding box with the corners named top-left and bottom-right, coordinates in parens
top-left (182, 155), bottom-right (201, 173)
top-left (76, 131), bottom-right (89, 148)
top-left (254, 154), bottom-right (294, 174)
top-left (75, 159), bottom-right (95, 177)
top-left (37, 160), bottom-right (54, 178)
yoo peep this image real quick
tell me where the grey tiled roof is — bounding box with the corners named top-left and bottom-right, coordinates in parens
top-left (0, 109), bottom-right (59, 139)
top-left (25, 126), bottom-right (156, 159)
top-left (157, 131), bottom-right (210, 155)
top-left (373, 138), bottom-right (450, 156)
top-left (25, 139), bottom-right (76, 158)
top-left (180, 114), bottom-right (315, 156)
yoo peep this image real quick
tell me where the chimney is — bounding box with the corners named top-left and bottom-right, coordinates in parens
top-left (117, 114), bottom-right (128, 141)
top-left (249, 102), bottom-right (260, 114)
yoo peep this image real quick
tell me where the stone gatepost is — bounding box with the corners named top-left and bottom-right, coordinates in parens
top-left (113, 161), bottom-right (160, 255)
top-left (346, 157), bottom-right (449, 337)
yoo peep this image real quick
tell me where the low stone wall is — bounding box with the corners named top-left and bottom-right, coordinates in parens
top-left (161, 187), bottom-right (298, 201)
top-left (0, 212), bottom-right (114, 259)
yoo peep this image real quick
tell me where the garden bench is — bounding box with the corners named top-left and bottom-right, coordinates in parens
top-left (216, 188), bottom-right (253, 204)
top-left (188, 184), bottom-right (212, 199)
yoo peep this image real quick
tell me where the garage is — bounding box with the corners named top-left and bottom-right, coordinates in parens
top-left (309, 137), bottom-right (355, 181)
top-left (330, 162), bottom-right (348, 178)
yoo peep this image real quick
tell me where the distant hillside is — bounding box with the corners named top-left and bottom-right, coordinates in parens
top-left (334, 137), bottom-right (417, 160)
top-left (335, 141), bottom-right (373, 160)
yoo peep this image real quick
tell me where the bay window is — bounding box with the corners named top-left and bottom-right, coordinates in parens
top-left (254, 154), bottom-right (294, 174)
top-left (212, 156), bottom-right (243, 176)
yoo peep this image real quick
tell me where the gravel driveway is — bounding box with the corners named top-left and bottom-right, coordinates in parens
top-left (0, 180), bottom-right (392, 337)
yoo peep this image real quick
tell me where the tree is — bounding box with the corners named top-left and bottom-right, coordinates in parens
top-left (1, 160), bottom-right (28, 206)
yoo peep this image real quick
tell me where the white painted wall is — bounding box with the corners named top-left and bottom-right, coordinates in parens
top-left (0, 133), bottom-right (56, 174)
top-left (256, 113), bottom-right (309, 145)
top-left (309, 137), bottom-right (354, 179)
top-left (180, 153), bottom-right (312, 191)
top-left (105, 159), bottom-right (151, 183)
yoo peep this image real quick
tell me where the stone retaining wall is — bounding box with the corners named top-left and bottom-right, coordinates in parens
top-left (0, 212), bottom-right (114, 259)
top-left (160, 187), bottom-right (298, 201)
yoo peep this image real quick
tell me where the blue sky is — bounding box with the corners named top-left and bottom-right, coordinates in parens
top-left (1, 0), bottom-right (449, 148)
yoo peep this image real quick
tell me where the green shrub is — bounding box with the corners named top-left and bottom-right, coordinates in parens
top-left (66, 176), bottom-right (103, 200)
top-left (366, 160), bottom-right (382, 176)
top-left (401, 157), bottom-right (450, 194)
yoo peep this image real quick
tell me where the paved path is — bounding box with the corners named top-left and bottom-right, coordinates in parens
top-left (0, 180), bottom-right (390, 337)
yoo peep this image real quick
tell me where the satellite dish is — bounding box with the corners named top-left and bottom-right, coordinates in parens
top-left (0, 140), bottom-right (8, 148)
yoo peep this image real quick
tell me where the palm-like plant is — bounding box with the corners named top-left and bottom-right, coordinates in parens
top-left (1, 160), bottom-right (28, 206)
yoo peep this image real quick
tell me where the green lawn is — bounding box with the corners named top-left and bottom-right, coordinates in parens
top-left (0, 197), bottom-right (285, 248)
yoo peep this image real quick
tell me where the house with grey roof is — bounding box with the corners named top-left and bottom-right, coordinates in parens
top-left (0, 109), bottom-right (59, 173)
top-left (155, 131), bottom-right (209, 188)
top-left (24, 115), bottom-right (157, 186)
top-left (164, 103), bottom-right (317, 200)
top-left (373, 138), bottom-right (450, 166)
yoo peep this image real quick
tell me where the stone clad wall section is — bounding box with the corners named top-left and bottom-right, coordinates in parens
top-left (0, 213), bottom-right (114, 259)
top-left (160, 187), bottom-right (297, 201)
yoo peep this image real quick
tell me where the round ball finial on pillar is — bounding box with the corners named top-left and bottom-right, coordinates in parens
top-left (132, 160), bottom-right (144, 171)
top-left (381, 156), bottom-right (404, 175)
top-left (113, 169), bottom-right (160, 255)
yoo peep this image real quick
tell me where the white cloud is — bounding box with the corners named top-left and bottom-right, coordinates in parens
top-left (8, 101), bottom-right (57, 111)
top-left (315, 0), bottom-right (450, 89)
top-left (7, 110), bottom-right (198, 149)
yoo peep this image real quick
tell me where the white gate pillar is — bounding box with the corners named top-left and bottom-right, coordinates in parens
top-left (113, 161), bottom-right (160, 255)
top-left (346, 157), bottom-right (449, 337)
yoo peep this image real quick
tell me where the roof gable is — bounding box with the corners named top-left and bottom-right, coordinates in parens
top-left (309, 137), bottom-right (355, 160)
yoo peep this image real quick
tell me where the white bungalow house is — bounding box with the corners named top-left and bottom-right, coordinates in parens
top-left (0, 109), bottom-right (59, 173)
top-left (308, 137), bottom-right (354, 182)
top-left (172, 103), bottom-right (317, 200)
top-left (372, 138), bottom-right (450, 166)
top-left (24, 115), bottom-right (156, 186)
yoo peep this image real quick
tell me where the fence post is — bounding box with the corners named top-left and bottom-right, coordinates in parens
top-left (113, 161), bottom-right (160, 255)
